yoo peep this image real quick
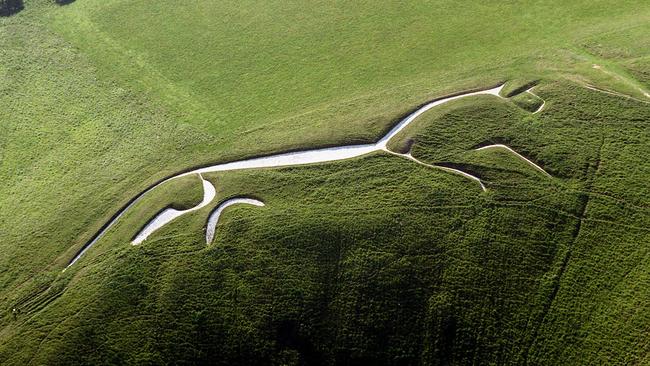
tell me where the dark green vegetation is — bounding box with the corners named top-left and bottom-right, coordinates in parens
top-left (1, 0), bottom-right (649, 365)
top-left (0, 0), bottom-right (23, 17)
top-left (0, 0), bottom-right (70, 16)
top-left (510, 92), bottom-right (543, 113)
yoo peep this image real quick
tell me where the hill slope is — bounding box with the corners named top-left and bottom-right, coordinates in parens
top-left (0, 0), bottom-right (649, 364)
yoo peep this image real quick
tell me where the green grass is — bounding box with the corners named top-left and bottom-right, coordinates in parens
top-left (510, 92), bottom-right (544, 113)
top-left (0, 0), bottom-right (649, 364)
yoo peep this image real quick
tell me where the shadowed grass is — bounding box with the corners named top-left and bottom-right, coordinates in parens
top-left (0, 1), bottom-right (649, 364)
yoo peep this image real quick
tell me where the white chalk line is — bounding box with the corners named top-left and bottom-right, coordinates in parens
top-left (132, 174), bottom-right (216, 245)
top-left (525, 87), bottom-right (546, 114)
top-left (205, 198), bottom-right (265, 245)
top-left (582, 84), bottom-right (650, 105)
top-left (385, 150), bottom-right (487, 191)
top-left (475, 144), bottom-right (551, 177)
top-left (67, 84), bottom-right (514, 268)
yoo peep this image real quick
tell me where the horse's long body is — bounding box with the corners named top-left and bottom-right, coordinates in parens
top-left (68, 84), bottom-right (554, 269)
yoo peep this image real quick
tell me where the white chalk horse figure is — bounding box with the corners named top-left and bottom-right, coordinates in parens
top-left (66, 83), bottom-right (551, 269)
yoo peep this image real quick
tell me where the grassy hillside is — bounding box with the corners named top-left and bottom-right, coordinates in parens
top-left (0, 0), bottom-right (649, 364)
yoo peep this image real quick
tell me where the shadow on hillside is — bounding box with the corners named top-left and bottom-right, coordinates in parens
top-left (0, 0), bottom-right (24, 17)
top-left (55, 0), bottom-right (76, 5)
